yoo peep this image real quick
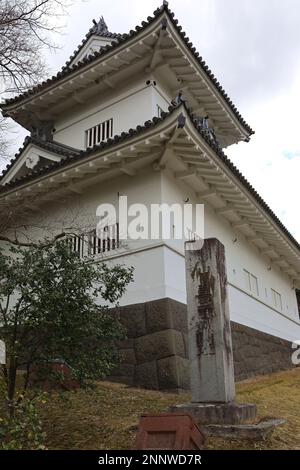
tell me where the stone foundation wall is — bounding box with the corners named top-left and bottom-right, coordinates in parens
top-left (231, 322), bottom-right (294, 381)
top-left (109, 298), bottom-right (295, 391)
top-left (110, 298), bottom-right (189, 392)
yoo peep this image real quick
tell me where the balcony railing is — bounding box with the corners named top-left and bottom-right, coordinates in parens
top-left (67, 223), bottom-right (120, 258)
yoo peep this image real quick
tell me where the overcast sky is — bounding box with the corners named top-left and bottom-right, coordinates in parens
top-left (3, 0), bottom-right (300, 241)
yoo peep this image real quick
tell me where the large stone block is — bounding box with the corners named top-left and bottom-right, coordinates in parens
top-left (119, 348), bottom-right (136, 365)
top-left (145, 298), bottom-right (188, 334)
top-left (116, 338), bottom-right (134, 350)
top-left (171, 402), bottom-right (257, 425)
top-left (182, 333), bottom-right (189, 358)
top-left (135, 361), bottom-right (158, 390)
top-left (157, 355), bottom-right (190, 391)
top-left (231, 321), bottom-right (295, 382)
top-left (169, 299), bottom-right (188, 333)
top-left (135, 330), bottom-right (185, 364)
top-left (111, 363), bottom-right (135, 378)
top-left (145, 299), bottom-right (173, 333)
top-left (110, 300), bottom-right (296, 391)
top-left (119, 303), bottom-right (146, 338)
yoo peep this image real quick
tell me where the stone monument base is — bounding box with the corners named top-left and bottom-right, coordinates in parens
top-left (170, 402), bottom-right (257, 425)
top-left (201, 419), bottom-right (286, 441)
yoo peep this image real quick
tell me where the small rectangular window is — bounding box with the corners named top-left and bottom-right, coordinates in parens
top-left (243, 269), bottom-right (259, 296)
top-left (85, 118), bottom-right (113, 149)
top-left (271, 288), bottom-right (282, 311)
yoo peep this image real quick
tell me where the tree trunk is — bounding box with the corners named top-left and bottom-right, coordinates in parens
top-left (7, 357), bottom-right (17, 418)
top-left (1, 364), bottom-right (8, 385)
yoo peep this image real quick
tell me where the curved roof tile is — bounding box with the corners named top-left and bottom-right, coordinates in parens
top-left (0, 103), bottom-right (298, 253)
top-left (1, 3), bottom-right (253, 135)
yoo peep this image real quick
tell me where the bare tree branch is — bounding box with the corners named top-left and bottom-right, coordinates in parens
top-left (0, 0), bottom-right (74, 163)
top-left (0, 231), bottom-right (68, 248)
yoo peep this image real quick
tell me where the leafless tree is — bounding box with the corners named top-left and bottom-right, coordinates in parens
top-left (0, 1), bottom-right (96, 246)
top-left (0, 117), bottom-right (9, 157)
top-left (0, 0), bottom-right (73, 92)
top-left (0, 0), bottom-right (74, 164)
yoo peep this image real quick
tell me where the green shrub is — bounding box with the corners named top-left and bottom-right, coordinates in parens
top-left (0, 393), bottom-right (47, 450)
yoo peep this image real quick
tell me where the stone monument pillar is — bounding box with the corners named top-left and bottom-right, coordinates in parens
top-left (171, 238), bottom-right (257, 425)
top-left (186, 238), bottom-right (235, 403)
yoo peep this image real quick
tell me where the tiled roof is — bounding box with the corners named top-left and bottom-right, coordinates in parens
top-left (0, 103), bottom-right (299, 253)
top-left (63, 16), bottom-right (122, 70)
top-left (0, 106), bottom-right (178, 189)
top-left (0, 136), bottom-right (80, 182)
top-left (1, 3), bottom-right (254, 135)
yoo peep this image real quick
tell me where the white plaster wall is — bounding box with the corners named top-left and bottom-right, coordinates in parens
top-left (14, 167), bottom-right (170, 308)
top-left (228, 284), bottom-right (300, 342)
top-left (6, 160), bottom-right (300, 342)
top-left (159, 169), bottom-right (300, 341)
top-left (95, 245), bottom-right (167, 306)
top-left (151, 84), bottom-right (170, 117)
top-left (53, 79), bottom-right (172, 150)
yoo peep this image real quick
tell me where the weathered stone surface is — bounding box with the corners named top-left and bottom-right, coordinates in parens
top-left (201, 419), bottom-right (286, 440)
top-left (182, 333), bottom-right (189, 357)
top-left (185, 238), bottom-right (235, 403)
top-left (145, 299), bottom-right (173, 333)
top-left (231, 321), bottom-right (294, 381)
top-left (119, 348), bottom-right (136, 365)
top-left (135, 361), bottom-right (158, 390)
top-left (145, 298), bottom-right (187, 334)
top-left (157, 355), bottom-right (189, 390)
top-left (169, 300), bottom-right (188, 333)
top-left (119, 303), bottom-right (146, 338)
top-left (170, 402), bottom-right (257, 425)
top-left (108, 297), bottom-right (296, 392)
top-left (135, 330), bottom-right (185, 363)
top-left (116, 338), bottom-right (134, 349)
top-left (111, 363), bottom-right (135, 378)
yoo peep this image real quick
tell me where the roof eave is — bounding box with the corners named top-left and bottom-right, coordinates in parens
top-left (0, 104), bottom-right (298, 271)
top-left (1, 4), bottom-right (253, 136)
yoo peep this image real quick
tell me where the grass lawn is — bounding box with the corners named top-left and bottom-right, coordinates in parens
top-left (40, 368), bottom-right (300, 450)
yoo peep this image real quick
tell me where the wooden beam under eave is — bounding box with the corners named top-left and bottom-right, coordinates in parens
top-left (216, 203), bottom-right (236, 215)
top-left (174, 169), bottom-right (197, 179)
top-left (120, 167), bottom-right (136, 177)
top-left (102, 76), bottom-right (115, 89)
top-left (66, 183), bottom-right (84, 194)
top-left (283, 267), bottom-right (297, 276)
top-left (71, 91), bottom-right (85, 105)
top-left (146, 27), bottom-right (167, 73)
top-left (197, 187), bottom-right (218, 199)
top-left (181, 158), bottom-right (203, 168)
top-left (80, 163), bottom-right (99, 175)
top-left (231, 218), bottom-right (250, 229)
top-left (158, 142), bottom-right (175, 167)
top-left (23, 202), bottom-right (44, 213)
top-left (261, 247), bottom-right (277, 255)
top-left (172, 148), bottom-right (200, 158)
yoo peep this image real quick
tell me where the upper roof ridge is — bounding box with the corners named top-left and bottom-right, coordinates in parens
top-left (1, 3), bottom-right (254, 136)
top-left (90, 16), bottom-right (109, 36)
